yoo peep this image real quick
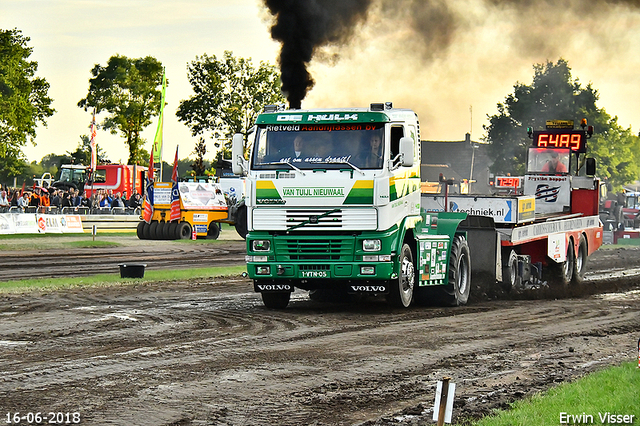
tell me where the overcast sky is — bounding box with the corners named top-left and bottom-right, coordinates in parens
top-left (3, 0), bottom-right (640, 165)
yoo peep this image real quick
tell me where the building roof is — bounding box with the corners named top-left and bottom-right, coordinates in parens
top-left (421, 136), bottom-right (492, 183)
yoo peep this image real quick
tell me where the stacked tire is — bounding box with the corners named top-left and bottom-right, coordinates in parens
top-left (137, 221), bottom-right (193, 240)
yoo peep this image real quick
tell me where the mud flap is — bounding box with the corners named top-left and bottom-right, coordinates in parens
top-left (458, 215), bottom-right (500, 288)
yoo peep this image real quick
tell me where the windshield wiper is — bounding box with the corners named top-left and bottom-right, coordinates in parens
top-left (287, 208), bottom-right (342, 232)
top-left (308, 160), bottom-right (365, 175)
top-left (261, 161), bottom-right (306, 175)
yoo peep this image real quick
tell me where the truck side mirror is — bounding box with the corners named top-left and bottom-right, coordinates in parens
top-left (232, 133), bottom-right (245, 175)
top-left (585, 157), bottom-right (596, 176)
top-left (399, 137), bottom-right (414, 167)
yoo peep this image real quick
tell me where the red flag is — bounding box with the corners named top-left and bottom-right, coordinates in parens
top-left (170, 146), bottom-right (181, 222)
top-left (142, 150), bottom-right (155, 223)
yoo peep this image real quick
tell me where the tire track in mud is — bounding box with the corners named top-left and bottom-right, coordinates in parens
top-left (1, 245), bottom-right (639, 425)
top-left (2, 290), bottom-right (639, 425)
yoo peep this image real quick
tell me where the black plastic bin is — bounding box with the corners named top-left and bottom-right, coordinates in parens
top-left (118, 263), bottom-right (147, 278)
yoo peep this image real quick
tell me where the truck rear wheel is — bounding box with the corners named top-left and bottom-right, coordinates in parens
top-left (571, 235), bottom-right (588, 285)
top-left (546, 241), bottom-right (574, 287)
top-left (261, 292), bottom-right (290, 309)
top-left (440, 235), bottom-right (471, 306)
top-left (501, 250), bottom-right (518, 291)
top-left (387, 243), bottom-right (415, 308)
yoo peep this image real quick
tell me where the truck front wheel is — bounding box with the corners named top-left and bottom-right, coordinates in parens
top-left (387, 243), bottom-right (415, 308)
top-left (261, 292), bottom-right (290, 309)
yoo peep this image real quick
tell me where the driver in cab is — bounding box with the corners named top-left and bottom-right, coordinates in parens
top-left (541, 151), bottom-right (568, 173)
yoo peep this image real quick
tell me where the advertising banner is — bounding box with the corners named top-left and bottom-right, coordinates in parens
top-left (0, 214), bottom-right (84, 235)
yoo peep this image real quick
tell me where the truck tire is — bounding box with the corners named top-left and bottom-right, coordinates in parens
top-left (136, 221), bottom-right (146, 240)
top-left (176, 222), bottom-right (192, 240)
top-left (571, 235), bottom-right (588, 286)
top-left (167, 222), bottom-right (179, 240)
top-left (159, 222), bottom-right (171, 240)
top-left (142, 221), bottom-right (154, 240)
top-left (546, 240), bottom-right (574, 287)
top-left (261, 292), bottom-right (290, 309)
top-left (387, 243), bottom-right (415, 308)
top-left (234, 205), bottom-right (247, 240)
top-left (501, 250), bottom-right (518, 291)
top-left (149, 221), bottom-right (160, 240)
top-left (207, 222), bottom-right (221, 239)
top-left (440, 235), bottom-right (471, 306)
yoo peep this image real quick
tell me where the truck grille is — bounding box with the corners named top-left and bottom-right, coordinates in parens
top-left (253, 208), bottom-right (377, 231)
top-left (275, 238), bottom-right (354, 261)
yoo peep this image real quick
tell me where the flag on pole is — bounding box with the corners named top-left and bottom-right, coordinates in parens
top-left (90, 109), bottom-right (97, 174)
top-left (142, 150), bottom-right (155, 223)
top-left (170, 146), bottom-right (181, 222)
top-left (152, 69), bottom-right (166, 162)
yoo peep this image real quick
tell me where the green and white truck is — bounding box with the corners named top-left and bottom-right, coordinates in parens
top-left (231, 104), bottom-right (603, 309)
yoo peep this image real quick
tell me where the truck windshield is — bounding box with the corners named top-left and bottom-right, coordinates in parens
top-left (59, 168), bottom-right (86, 183)
top-left (251, 124), bottom-right (385, 170)
top-left (527, 148), bottom-right (570, 174)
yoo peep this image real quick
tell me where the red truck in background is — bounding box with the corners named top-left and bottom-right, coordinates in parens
top-left (52, 164), bottom-right (148, 197)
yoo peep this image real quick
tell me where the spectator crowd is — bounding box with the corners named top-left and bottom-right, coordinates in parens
top-left (0, 185), bottom-right (143, 214)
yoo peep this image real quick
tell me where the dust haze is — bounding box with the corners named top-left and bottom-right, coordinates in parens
top-left (264, 0), bottom-right (640, 140)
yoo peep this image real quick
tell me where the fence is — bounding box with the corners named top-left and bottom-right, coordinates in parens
top-left (0, 206), bottom-right (142, 216)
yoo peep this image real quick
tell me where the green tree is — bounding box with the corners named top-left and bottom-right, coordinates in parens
top-left (77, 55), bottom-right (164, 165)
top-left (192, 137), bottom-right (207, 177)
top-left (66, 135), bottom-right (109, 166)
top-left (0, 28), bottom-right (55, 183)
top-left (176, 51), bottom-right (285, 154)
top-left (484, 59), bottom-right (639, 189)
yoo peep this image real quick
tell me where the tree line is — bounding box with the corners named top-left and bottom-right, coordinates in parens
top-left (1, 28), bottom-right (639, 190)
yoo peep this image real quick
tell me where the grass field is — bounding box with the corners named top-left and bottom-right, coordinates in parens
top-left (0, 265), bottom-right (247, 293)
top-left (470, 361), bottom-right (640, 426)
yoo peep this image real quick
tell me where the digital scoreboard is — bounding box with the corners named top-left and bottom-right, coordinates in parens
top-left (494, 176), bottom-right (522, 189)
top-left (532, 130), bottom-right (587, 153)
top-left (529, 120), bottom-right (591, 154)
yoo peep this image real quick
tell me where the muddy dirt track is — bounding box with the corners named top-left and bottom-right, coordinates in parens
top-left (0, 239), bottom-right (639, 426)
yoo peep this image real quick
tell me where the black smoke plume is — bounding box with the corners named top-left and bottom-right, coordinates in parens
top-left (264, 0), bottom-right (372, 109)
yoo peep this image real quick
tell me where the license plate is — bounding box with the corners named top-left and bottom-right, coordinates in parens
top-left (300, 270), bottom-right (329, 278)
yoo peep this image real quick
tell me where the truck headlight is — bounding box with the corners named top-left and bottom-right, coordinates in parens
top-left (360, 266), bottom-right (375, 275)
top-left (252, 240), bottom-right (271, 251)
top-left (363, 239), bottom-right (381, 252)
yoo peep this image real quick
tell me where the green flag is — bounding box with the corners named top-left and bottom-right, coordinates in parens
top-left (152, 69), bottom-right (166, 161)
